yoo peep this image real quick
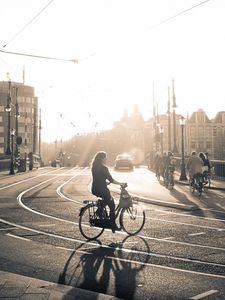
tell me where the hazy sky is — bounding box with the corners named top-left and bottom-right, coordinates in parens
top-left (0, 0), bottom-right (224, 142)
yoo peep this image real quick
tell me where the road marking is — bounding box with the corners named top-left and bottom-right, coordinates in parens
top-left (163, 236), bottom-right (175, 240)
top-left (6, 233), bottom-right (30, 242)
top-left (56, 168), bottom-right (88, 204)
top-left (1, 217), bottom-right (225, 279)
top-left (38, 224), bottom-right (56, 227)
top-left (189, 232), bottom-right (205, 236)
top-left (17, 179), bottom-right (225, 253)
top-left (0, 167), bottom-right (65, 191)
top-left (146, 216), bottom-right (225, 231)
top-left (190, 289), bottom-right (219, 299)
top-left (0, 227), bottom-right (18, 231)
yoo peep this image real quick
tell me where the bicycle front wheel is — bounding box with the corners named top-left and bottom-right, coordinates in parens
top-left (120, 203), bottom-right (145, 235)
top-left (79, 204), bottom-right (104, 240)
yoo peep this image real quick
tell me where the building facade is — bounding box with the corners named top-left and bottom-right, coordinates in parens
top-left (0, 81), bottom-right (39, 158)
top-left (144, 109), bottom-right (225, 161)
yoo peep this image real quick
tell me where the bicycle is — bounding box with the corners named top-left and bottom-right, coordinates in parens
top-left (202, 171), bottom-right (211, 190)
top-left (79, 183), bottom-right (146, 240)
top-left (163, 166), bottom-right (175, 189)
top-left (189, 173), bottom-right (204, 197)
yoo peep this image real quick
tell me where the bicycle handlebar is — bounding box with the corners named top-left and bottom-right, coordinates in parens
top-left (120, 182), bottom-right (128, 188)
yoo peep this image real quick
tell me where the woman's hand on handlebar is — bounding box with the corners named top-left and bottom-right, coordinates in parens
top-left (120, 182), bottom-right (127, 188)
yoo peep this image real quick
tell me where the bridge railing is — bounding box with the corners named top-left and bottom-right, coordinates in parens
top-left (174, 157), bottom-right (225, 181)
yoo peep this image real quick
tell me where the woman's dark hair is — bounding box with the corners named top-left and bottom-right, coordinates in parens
top-left (199, 152), bottom-right (206, 162)
top-left (92, 151), bottom-right (107, 170)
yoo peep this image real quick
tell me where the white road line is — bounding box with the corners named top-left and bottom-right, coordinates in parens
top-left (6, 233), bottom-right (30, 242)
top-left (38, 224), bottom-right (56, 227)
top-left (146, 216), bottom-right (225, 231)
top-left (190, 289), bottom-right (219, 299)
top-left (1, 217), bottom-right (225, 279)
top-left (146, 207), bottom-right (225, 222)
top-left (0, 227), bottom-right (18, 231)
top-left (17, 178), bottom-right (225, 252)
top-left (0, 168), bottom-right (65, 191)
top-left (163, 237), bottom-right (175, 240)
top-left (189, 232), bottom-right (205, 236)
top-left (139, 233), bottom-right (225, 252)
top-left (18, 189), bottom-right (225, 252)
top-left (56, 167), bottom-right (88, 205)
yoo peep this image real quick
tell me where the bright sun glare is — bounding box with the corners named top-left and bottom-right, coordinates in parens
top-left (0, 0), bottom-right (225, 142)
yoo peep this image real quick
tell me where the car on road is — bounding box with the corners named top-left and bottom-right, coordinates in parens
top-left (114, 154), bottom-right (133, 170)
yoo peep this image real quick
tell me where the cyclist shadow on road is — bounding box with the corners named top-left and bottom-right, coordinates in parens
top-left (60, 235), bottom-right (150, 300)
top-left (168, 187), bottom-right (206, 217)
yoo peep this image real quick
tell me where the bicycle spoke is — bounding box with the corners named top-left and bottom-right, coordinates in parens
top-left (120, 203), bottom-right (145, 235)
top-left (79, 204), bottom-right (104, 240)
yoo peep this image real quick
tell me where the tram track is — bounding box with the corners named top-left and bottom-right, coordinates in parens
top-left (0, 167), bottom-right (225, 279)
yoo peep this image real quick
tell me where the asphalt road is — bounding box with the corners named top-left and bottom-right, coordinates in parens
top-left (0, 166), bottom-right (225, 299)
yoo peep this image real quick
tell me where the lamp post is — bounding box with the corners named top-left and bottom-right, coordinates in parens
top-left (179, 116), bottom-right (187, 181)
top-left (5, 80), bottom-right (12, 155)
top-left (172, 79), bottom-right (178, 153)
top-left (14, 86), bottom-right (20, 155)
top-left (9, 129), bottom-right (15, 175)
top-left (159, 126), bottom-right (164, 154)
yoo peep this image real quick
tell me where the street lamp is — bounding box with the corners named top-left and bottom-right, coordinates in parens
top-left (14, 86), bottom-right (20, 156)
top-left (5, 80), bottom-right (12, 155)
top-left (9, 129), bottom-right (15, 175)
top-left (159, 126), bottom-right (164, 154)
top-left (179, 116), bottom-right (187, 181)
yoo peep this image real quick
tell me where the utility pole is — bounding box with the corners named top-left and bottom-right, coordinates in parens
top-left (14, 86), bottom-right (19, 155)
top-left (39, 108), bottom-right (42, 159)
top-left (5, 79), bottom-right (11, 155)
top-left (167, 86), bottom-right (171, 151)
top-left (172, 79), bottom-right (178, 153)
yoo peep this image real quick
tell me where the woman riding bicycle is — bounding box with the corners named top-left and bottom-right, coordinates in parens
top-left (91, 151), bottom-right (126, 233)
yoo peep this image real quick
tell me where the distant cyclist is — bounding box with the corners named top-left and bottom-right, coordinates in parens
top-left (162, 151), bottom-right (174, 183)
top-left (91, 151), bottom-right (126, 233)
top-left (186, 151), bottom-right (204, 183)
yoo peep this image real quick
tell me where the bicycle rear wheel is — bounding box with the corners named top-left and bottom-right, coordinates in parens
top-left (120, 203), bottom-right (145, 235)
top-left (79, 204), bottom-right (104, 240)
top-left (203, 175), bottom-right (211, 190)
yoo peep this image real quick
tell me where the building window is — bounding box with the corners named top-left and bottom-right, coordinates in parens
top-left (198, 141), bottom-right (204, 150)
top-left (0, 116), bottom-right (2, 122)
top-left (198, 114), bottom-right (204, 123)
top-left (18, 97), bottom-right (25, 103)
top-left (213, 127), bottom-right (217, 137)
top-left (206, 141), bottom-right (212, 149)
top-left (0, 126), bottom-right (4, 133)
top-left (25, 125), bottom-right (27, 132)
top-left (0, 137), bottom-right (4, 143)
top-left (0, 147), bottom-right (4, 154)
top-left (190, 126), bottom-right (195, 137)
top-left (198, 126), bottom-right (204, 137)
top-left (25, 139), bottom-right (27, 146)
top-left (0, 106), bottom-right (4, 112)
top-left (206, 126), bottom-right (211, 136)
top-left (191, 141), bottom-right (196, 149)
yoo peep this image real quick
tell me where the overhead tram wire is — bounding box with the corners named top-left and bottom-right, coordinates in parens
top-left (0, 49), bottom-right (79, 63)
top-left (2, 0), bottom-right (55, 49)
top-left (0, 0), bottom-right (211, 63)
top-left (146, 0), bottom-right (212, 31)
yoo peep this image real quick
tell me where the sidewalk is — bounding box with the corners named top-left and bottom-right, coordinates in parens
top-left (174, 171), bottom-right (225, 191)
top-left (0, 270), bottom-right (120, 300)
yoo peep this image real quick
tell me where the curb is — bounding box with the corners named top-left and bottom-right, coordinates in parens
top-left (175, 179), bottom-right (225, 191)
top-left (0, 270), bottom-right (121, 300)
top-left (110, 187), bottom-right (198, 211)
